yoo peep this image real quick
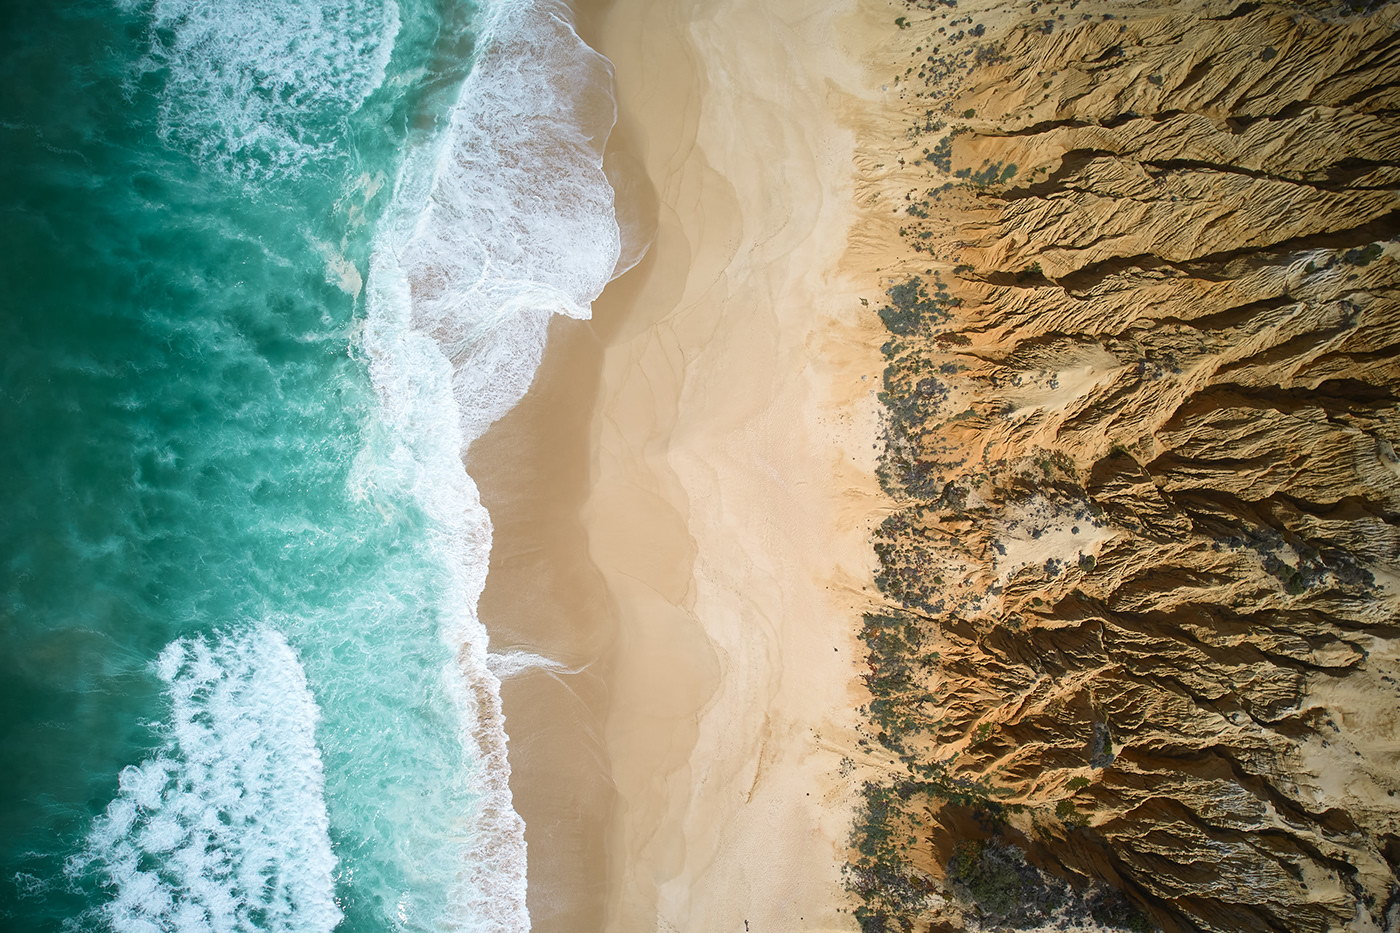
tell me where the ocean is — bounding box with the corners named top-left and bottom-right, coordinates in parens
top-left (0, 0), bottom-right (622, 930)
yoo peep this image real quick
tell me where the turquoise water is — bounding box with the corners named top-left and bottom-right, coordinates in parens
top-left (0, 1), bottom-right (621, 931)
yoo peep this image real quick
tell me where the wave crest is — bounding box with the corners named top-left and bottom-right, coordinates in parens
top-left (70, 629), bottom-right (340, 933)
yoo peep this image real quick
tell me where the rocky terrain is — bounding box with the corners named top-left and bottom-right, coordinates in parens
top-left (847, 1), bottom-right (1400, 931)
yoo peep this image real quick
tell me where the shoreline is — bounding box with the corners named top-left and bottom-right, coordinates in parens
top-left (467, 314), bottom-right (616, 933)
top-left (471, 0), bottom-right (893, 930)
top-left (471, 0), bottom-right (1400, 928)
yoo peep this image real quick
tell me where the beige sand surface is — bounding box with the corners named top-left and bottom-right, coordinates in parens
top-left (473, 1), bottom-right (897, 930)
top-left (579, 1), bottom-right (892, 931)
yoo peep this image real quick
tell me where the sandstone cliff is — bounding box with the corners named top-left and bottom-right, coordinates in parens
top-left (848, 1), bottom-right (1400, 931)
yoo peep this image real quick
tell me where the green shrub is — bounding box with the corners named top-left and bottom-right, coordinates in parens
top-left (947, 841), bottom-right (1067, 925)
top-left (1344, 242), bottom-right (1384, 266)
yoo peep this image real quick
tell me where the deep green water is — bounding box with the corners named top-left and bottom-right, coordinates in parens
top-left (0, 0), bottom-right (620, 929)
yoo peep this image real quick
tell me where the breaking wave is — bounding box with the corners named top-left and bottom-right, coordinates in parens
top-left (71, 629), bottom-right (340, 933)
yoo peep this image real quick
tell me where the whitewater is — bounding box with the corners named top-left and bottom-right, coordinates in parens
top-left (351, 0), bottom-right (624, 927)
top-left (0, 0), bottom-right (628, 930)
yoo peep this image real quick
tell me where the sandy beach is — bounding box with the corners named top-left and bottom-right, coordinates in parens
top-left (470, 0), bottom-right (895, 930)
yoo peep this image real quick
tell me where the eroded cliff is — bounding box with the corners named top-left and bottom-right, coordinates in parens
top-left (849, 1), bottom-right (1400, 931)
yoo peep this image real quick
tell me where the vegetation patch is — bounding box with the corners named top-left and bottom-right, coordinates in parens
top-left (1343, 241), bottom-right (1384, 266)
top-left (947, 840), bottom-right (1065, 926)
top-left (947, 841), bottom-right (1154, 932)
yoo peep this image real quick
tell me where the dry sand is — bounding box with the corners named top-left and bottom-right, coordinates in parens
top-left (470, 0), bottom-right (900, 930)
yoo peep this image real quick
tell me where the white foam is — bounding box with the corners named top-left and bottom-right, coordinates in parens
top-left (131, 0), bottom-right (401, 179)
top-left (356, 0), bottom-right (625, 929)
top-left (381, 0), bottom-right (622, 440)
top-left (70, 628), bottom-right (340, 933)
top-left (487, 650), bottom-right (581, 680)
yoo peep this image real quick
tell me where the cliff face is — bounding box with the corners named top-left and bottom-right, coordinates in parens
top-left (850, 2), bottom-right (1400, 931)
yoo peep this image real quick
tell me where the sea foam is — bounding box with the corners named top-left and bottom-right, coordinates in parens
top-left (71, 629), bottom-right (340, 933)
top-left (130, 0), bottom-right (402, 179)
top-left (359, 0), bottom-right (622, 929)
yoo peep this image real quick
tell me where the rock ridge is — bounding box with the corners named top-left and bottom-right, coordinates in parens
top-left (847, 1), bottom-right (1400, 931)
